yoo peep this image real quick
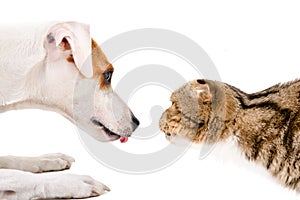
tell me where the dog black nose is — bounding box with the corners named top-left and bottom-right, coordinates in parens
top-left (131, 114), bottom-right (140, 131)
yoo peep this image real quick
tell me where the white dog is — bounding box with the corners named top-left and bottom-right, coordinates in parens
top-left (0, 22), bottom-right (139, 199)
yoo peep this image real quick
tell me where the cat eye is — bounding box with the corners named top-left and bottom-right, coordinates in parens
top-left (103, 71), bottom-right (113, 83)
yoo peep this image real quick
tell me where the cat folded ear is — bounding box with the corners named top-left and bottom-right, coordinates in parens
top-left (195, 79), bottom-right (212, 102)
top-left (44, 22), bottom-right (93, 78)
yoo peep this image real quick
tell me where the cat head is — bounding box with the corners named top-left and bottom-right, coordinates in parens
top-left (159, 79), bottom-right (229, 144)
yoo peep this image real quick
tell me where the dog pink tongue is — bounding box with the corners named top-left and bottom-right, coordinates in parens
top-left (120, 136), bottom-right (128, 143)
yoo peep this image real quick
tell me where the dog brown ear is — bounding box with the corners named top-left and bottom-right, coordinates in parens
top-left (44, 22), bottom-right (93, 78)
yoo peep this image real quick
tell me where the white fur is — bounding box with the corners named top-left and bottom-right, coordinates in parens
top-left (0, 23), bottom-right (48, 105)
top-left (171, 134), bottom-right (274, 181)
top-left (193, 136), bottom-right (275, 182)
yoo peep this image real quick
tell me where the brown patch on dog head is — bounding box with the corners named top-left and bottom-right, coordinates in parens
top-left (66, 54), bottom-right (75, 63)
top-left (92, 39), bottom-right (111, 75)
top-left (91, 39), bottom-right (114, 90)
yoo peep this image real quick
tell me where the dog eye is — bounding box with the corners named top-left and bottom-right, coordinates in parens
top-left (103, 71), bottom-right (113, 83)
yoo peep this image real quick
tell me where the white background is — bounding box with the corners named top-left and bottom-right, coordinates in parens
top-left (0, 0), bottom-right (300, 199)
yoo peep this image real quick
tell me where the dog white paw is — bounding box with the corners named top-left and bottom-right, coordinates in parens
top-left (21, 153), bottom-right (75, 173)
top-left (38, 153), bottom-right (75, 172)
top-left (0, 170), bottom-right (109, 200)
top-left (41, 174), bottom-right (110, 199)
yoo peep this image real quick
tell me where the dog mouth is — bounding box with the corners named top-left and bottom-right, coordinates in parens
top-left (91, 118), bottom-right (128, 143)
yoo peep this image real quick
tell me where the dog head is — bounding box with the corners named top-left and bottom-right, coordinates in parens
top-left (38, 22), bottom-right (139, 142)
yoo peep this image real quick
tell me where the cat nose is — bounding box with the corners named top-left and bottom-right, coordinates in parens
top-left (159, 111), bottom-right (167, 130)
top-left (131, 113), bottom-right (140, 131)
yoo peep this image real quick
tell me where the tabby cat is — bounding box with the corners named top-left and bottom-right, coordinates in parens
top-left (159, 79), bottom-right (300, 191)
